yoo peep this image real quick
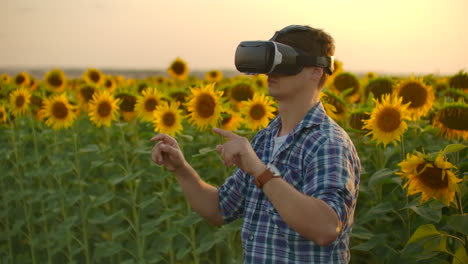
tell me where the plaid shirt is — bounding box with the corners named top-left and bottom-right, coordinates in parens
top-left (218, 102), bottom-right (361, 263)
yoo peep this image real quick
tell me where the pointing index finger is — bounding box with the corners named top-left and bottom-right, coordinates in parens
top-left (213, 127), bottom-right (239, 140)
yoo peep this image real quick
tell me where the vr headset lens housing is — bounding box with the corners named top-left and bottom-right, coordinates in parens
top-left (234, 25), bottom-right (334, 76)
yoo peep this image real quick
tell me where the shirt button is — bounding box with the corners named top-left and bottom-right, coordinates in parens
top-left (249, 235), bottom-right (254, 241)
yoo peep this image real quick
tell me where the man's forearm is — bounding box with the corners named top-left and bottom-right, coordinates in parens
top-left (262, 177), bottom-right (340, 246)
top-left (172, 162), bottom-right (224, 226)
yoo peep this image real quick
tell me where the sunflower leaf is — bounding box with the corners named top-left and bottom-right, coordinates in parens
top-left (443, 144), bottom-right (467, 155)
top-left (453, 246), bottom-right (468, 264)
top-left (446, 215), bottom-right (468, 236)
top-left (407, 224), bottom-right (441, 245)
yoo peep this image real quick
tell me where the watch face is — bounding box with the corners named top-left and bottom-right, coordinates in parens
top-left (267, 163), bottom-right (281, 177)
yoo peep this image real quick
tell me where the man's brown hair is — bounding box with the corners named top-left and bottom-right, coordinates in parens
top-left (273, 25), bottom-right (335, 89)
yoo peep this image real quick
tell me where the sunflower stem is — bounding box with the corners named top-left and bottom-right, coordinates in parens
top-left (72, 126), bottom-right (91, 264)
top-left (29, 117), bottom-right (54, 264)
top-left (11, 118), bottom-right (37, 264)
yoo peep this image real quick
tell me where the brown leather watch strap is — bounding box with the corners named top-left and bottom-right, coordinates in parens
top-left (254, 168), bottom-right (279, 188)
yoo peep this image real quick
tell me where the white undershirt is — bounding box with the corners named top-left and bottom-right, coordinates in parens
top-left (272, 134), bottom-right (288, 157)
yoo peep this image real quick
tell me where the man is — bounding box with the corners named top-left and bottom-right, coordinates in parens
top-left (151, 25), bottom-right (361, 263)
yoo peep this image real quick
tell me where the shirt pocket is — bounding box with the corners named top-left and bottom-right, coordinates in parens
top-left (274, 161), bottom-right (304, 193)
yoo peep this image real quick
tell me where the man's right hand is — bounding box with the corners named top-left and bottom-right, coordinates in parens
top-left (150, 134), bottom-right (187, 172)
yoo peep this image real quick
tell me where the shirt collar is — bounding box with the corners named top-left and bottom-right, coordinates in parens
top-left (269, 101), bottom-right (326, 135)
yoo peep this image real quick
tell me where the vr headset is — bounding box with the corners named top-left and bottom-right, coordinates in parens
top-left (234, 25), bottom-right (334, 76)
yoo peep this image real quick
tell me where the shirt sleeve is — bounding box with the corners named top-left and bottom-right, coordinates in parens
top-left (218, 167), bottom-right (248, 224)
top-left (302, 139), bottom-right (360, 229)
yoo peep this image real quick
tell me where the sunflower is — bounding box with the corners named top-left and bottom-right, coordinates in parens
top-left (205, 70), bottom-right (223, 83)
top-left (153, 101), bottom-right (184, 137)
top-left (9, 87), bottom-right (31, 117)
top-left (30, 94), bottom-right (45, 121)
top-left (394, 77), bottom-right (435, 120)
top-left (432, 101), bottom-right (468, 141)
top-left (1, 73), bottom-right (10, 84)
top-left (167, 57), bottom-right (189, 81)
top-left (242, 94), bottom-right (276, 131)
top-left (348, 109), bottom-right (371, 132)
top-left (103, 77), bottom-right (117, 93)
top-left (0, 105), bottom-right (7, 123)
top-left (252, 74), bottom-right (268, 89)
top-left (115, 93), bottom-right (137, 122)
top-left (448, 71), bottom-right (468, 92)
top-left (77, 84), bottom-right (97, 111)
top-left (331, 72), bottom-right (361, 103)
top-left (44, 68), bottom-right (67, 93)
top-left (135, 87), bottom-right (163, 122)
top-left (40, 93), bottom-right (76, 130)
top-left (28, 77), bottom-right (38, 91)
top-left (13, 72), bottom-right (30, 87)
top-left (220, 110), bottom-right (243, 131)
top-left (83, 68), bottom-right (105, 86)
top-left (363, 94), bottom-right (411, 146)
top-left (186, 83), bottom-right (224, 130)
top-left (397, 151), bottom-right (462, 206)
top-left (228, 81), bottom-right (255, 109)
top-left (321, 90), bottom-right (346, 122)
top-left (364, 77), bottom-right (394, 102)
top-left (88, 90), bottom-right (121, 127)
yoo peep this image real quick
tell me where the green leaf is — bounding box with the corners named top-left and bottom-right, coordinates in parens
top-left (443, 144), bottom-right (467, 155)
top-left (368, 168), bottom-right (399, 188)
top-left (350, 225), bottom-right (373, 240)
top-left (453, 246), bottom-right (468, 264)
top-left (91, 192), bottom-right (114, 208)
top-left (79, 144), bottom-right (100, 153)
top-left (88, 209), bottom-right (125, 224)
top-left (407, 224), bottom-right (440, 245)
top-left (407, 205), bottom-right (442, 223)
top-left (94, 241), bottom-right (123, 258)
top-left (447, 215), bottom-right (468, 236)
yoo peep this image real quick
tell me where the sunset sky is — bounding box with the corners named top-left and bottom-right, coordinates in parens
top-left (1, 0), bottom-right (467, 75)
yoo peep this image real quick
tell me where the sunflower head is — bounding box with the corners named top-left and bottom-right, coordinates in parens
top-left (153, 101), bottom-right (184, 137)
top-left (365, 77), bottom-right (394, 102)
top-left (45, 68), bottom-right (67, 93)
top-left (242, 94), bottom-right (276, 131)
top-left (331, 72), bottom-right (361, 103)
top-left (348, 108), bottom-right (371, 132)
top-left (395, 77), bottom-right (435, 120)
top-left (13, 72), bottom-right (31, 87)
top-left (205, 70), bottom-right (223, 83)
top-left (1, 74), bottom-right (10, 84)
top-left (77, 84), bottom-right (97, 111)
top-left (363, 94), bottom-right (411, 146)
top-left (432, 101), bottom-right (468, 141)
top-left (397, 151), bottom-right (462, 206)
top-left (0, 104), bottom-right (7, 123)
top-left (321, 90), bottom-right (347, 122)
top-left (115, 93), bottom-right (137, 121)
top-left (88, 90), bottom-right (121, 127)
top-left (448, 71), bottom-right (468, 91)
top-left (227, 81), bottom-right (255, 108)
top-left (40, 93), bottom-right (76, 130)
top-left (9, 87), bottom-right (32, 117)
top-left (135, 87), bottom-right (163, 122)
top-left (186, 83), bottom-right (224, 130)
top-left (220, 109), bottom-right (243, 132)
top-left (83, 68), bottom-right (104, 86)
top-left (167, 57), bottom-right (189, 81)
top-left (103, 77), bottom-right (117, 93)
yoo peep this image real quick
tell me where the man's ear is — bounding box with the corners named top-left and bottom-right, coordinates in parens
top-left (307, 67), bottom-right (324, 81)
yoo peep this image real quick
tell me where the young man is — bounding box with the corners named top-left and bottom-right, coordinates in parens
top-left (151, 25), bottom-right (361, 263)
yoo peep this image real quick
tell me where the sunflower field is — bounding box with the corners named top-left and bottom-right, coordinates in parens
top-left (0, 58), bottom-right (467, 264)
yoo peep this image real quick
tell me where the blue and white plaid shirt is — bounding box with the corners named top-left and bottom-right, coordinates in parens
top-left (218, 102), bottom-right (361, 263)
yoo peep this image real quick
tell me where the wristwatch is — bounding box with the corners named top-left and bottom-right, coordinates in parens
top-left (254, 163), bottom-right (281, 189)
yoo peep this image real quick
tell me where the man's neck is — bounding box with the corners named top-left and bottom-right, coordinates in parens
top-left (277, 96), bottom-right (319, 137)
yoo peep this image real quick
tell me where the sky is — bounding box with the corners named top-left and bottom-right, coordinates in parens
top-left (1, 0), bottom-right (467, 75)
